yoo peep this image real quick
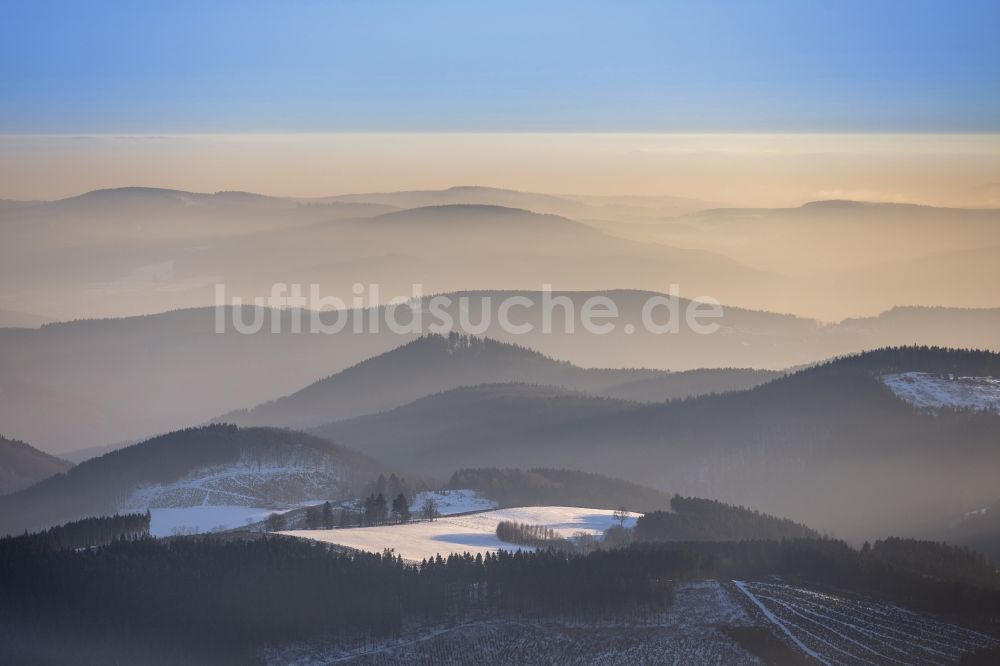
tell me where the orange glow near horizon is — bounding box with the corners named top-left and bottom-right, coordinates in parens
top-left (2, 133), bottom-right (999, 208)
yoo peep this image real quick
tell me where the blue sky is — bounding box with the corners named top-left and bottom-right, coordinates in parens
top-left (2, 0), bottom-right (999, 133)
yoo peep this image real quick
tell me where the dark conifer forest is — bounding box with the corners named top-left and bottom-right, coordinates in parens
top-left (2, 529), bottom-right (999, 664)
top-left (5, 5), bottom-right (1000, 662)
top-left (634, 495), bottom-right (820, 542)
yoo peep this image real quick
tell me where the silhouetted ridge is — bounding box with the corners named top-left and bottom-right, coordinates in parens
top-left (0, 434), bottom-right (73, 495)
top-left (316, 346), bottom-right (1000, 541)
top-left (219, 332), bottom-right (660, 430)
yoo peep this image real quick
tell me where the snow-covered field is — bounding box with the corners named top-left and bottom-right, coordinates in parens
top-left (409, 489), bottom-right (497, 515)
top-left (734, 580), bottom-right (1000, 665)
top-left (883, 372), bottom-right (1000, 411)
top-left (148, 489), bottom-right (498, 537)
top-left (282, 506), bottom-right (640, 561)
top-left (147, 505), bottom-right (300, 537)
top-left (267, 581), bottom-right (760, 665)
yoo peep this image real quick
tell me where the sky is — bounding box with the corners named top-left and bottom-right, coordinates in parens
top-left (1, 1), bottom-right (999, 204)
top-left (2, 0), bottom-right (999, 133)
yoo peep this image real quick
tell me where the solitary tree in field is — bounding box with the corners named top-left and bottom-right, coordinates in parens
top-left (613, 506), bottom-right (629, 528)
top-left (421, 497), bottom-right (438, 521)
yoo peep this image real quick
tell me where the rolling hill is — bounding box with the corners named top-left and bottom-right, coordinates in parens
top-left (1, 187), bottom-right (778, 321)
top-left (7, 299), bottom-right (1000, 454)
top-left (5, 188), bottom-right (999, 321)
top-left (315, 185), bottom-right (715, 220)
top-left (593, 367), bottom-right (781, 402)
top-left (311, 382), bottom-right (637, 464)
top-left (217, 333), bottom-right (663, 430)
top-left (618, 200), bottom-right (1000, 318)
top-left (0, 425), bottom-right (381, 536)
top-left (313, 347), bottom-right (1000, 542)
top-left (637, 200), bottom-right (1000, 275)
top-left (282, 506), bottom-right (642, 562)
top-left (446, 467), bottom-right (678, 512)
top-left (445, 468), bottom-right (819, 541)
top-left (0, 434), bottom-right (72, 495)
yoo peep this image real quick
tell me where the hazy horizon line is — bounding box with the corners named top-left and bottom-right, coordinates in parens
top-left (7, 184), bottom-right (1000, 213)
top-left (3, 133), bottom-right (998, 206)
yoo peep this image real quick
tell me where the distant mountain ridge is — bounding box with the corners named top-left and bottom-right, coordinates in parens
top-left (216, 333), bottom-right (665, 430)
top-left (319, 185), bottom-right (716, 220)
top-left (6, 298), bottom-right (1000, 453)
top-left (2, 186), bottom-right (779, 322)
top-left (0, 435), bottom-right (72, 495)
top-left (592, 367), bottom-right (780, 402)
top-left (6, 186), bottom-right (998, 320)
top-left (310, 382), bottom-right (638, 463)
top-left (314, 346), bottom-right (1000, 542)
top-left (623, 199), bottom-right (1000, 317)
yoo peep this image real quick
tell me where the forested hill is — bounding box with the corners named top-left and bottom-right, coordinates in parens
top-left (7, 298), bottom-right (1000, 455)
top-left (316, 347), bottom-right (1000, 542)
top-left (3, 513), bottom-right (150, 553)
top-left (450, 468), bottom-right (818, 541)
top-left (312, 383), bottom-right (638, 465)
top-left (0, 425), bottom-right (381, 536)
top-left (635, 496), bottom-right (820, 542)
top-left (448, 468), bottom-right (675, 511)
top-left (592, 367), bottom-right (780, 403)
top-left (796, 346), bottom-right (1000, 378)
top-left (2, 532), bottom-right (998, 663)
top-left (216, 333), bottom-right (664, 430)
top-left (0, 434), bottom-right (72, 495)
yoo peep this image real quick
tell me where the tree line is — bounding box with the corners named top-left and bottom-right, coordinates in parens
top-left (634, 495), bottom-right (819, 542)
top-left (4, 512), bottom-right (150, 553)
top-left (495, 521), bottom-right (573, 550)
top-left (3, 520), bottom-right (999, 663)
top-left (0, 534), bottom-right (674, 664)
top-left (278, 491), bottom-right (438, 533)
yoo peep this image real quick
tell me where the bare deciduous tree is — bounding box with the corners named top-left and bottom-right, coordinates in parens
top-left (421, 497), bottom-right (438, 521)
top-left (613, 506), bottom-right (629, 528)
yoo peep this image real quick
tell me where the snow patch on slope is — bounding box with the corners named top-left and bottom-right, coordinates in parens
top-left (410, 489), bottom-right (497, 515)
top-left (282, 506), bottom-right (640, 561)
top-left (120, 449), bottom-right (359, 537)
top-left (121, 453), bottom-right (352, 512)
top-left (883, 372), bottom-right (1000, 411)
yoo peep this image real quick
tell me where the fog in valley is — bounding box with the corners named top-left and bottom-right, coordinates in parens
top-left (4, 4), bottom-right (1000, 659)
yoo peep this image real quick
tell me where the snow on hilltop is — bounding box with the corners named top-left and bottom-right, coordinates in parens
top-left (121, 455), bottom-right (350, 510)
top-left (883, 371), bottom-right (1000, 411)
top-left (282, 506), bottom-right (640, 561)
top-left (120, 451), bottom-right (359, 537)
